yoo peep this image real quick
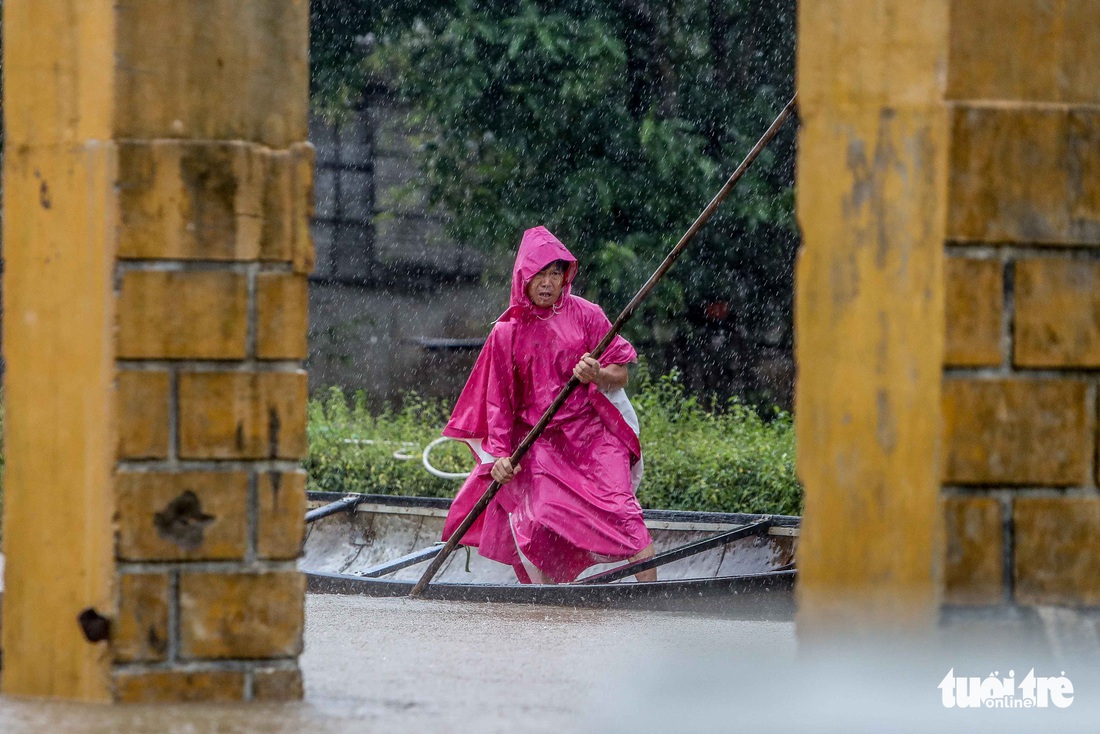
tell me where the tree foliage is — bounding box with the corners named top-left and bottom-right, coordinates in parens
top-left (311, 0), bottom-right (798, 408)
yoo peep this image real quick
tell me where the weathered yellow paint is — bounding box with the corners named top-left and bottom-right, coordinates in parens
top-left (944, 258), bottom-right (1002, 367)
top-left (117, 270), bottom-right (249, 359)
top-left (177, 371), bottom-right (308, 460)
top-left (118, 141), bottom-right (316, 263)
top-left (116, 371), bottom-right (171, 459)
top-left (253, 669), bottom-right (305, 701)
top-left (256, 274), bottom-right (310, 359)
top-left (947, 107), bottom-right (1100, 244)
top-left (256, 471), bottom-right (308, 560)
top-left (113, 670), bottom-right (246, 704)
top-left (942, 378), bottom-right (1088, 486)
top-left (1014, 497), bottom-right (1100, 606)
top-left (942, 496), bottom-right (1003, 605)
top-left (2, 0), bottom-right (116, 147)
top-left (798, 0), bottom-right (951, 111)
top-left (118, 141), bottom-right (268, 261)
top-left (113, 574), bottom-right (170, 664)
top-left (1, 143), bottom-right (118, 701)
top-left (1015, 259), bottom-right (1100, 367)
top-left (2, 0), bottom-right (119, 700)
top-left (114, 0), bottom-right (309, 145)
top-left (795, 0), bottom-right (949, 634)
top-left (948, 0), bottom-right (1100, 105)
top-left (178, 572), bottom-right (305, 659)
top-left (289, 144), bottom-right (317, 274)
top-left (115, 472), bottom-right (250, 562)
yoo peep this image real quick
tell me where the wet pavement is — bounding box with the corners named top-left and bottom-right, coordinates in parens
top-left (0, 594), bottom-right (796, 733)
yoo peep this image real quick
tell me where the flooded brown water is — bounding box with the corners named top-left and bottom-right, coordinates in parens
top-left (0, 594), bottom-right (796, 733)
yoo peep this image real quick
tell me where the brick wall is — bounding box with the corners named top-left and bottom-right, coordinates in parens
top-left (112, 141), bottom-right (313, 701)
top-left (307, 100), bottom-right (505, 401)
top-left (941, 1), bottom-right (1100, 610)
top-left (105, 1), bottom-right (313, 701)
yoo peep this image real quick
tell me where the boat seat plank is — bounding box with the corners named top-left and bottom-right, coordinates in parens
top-left (359, 545), bottom-right (444, 578)
top-left (578, 519), bottom-right (773, 584)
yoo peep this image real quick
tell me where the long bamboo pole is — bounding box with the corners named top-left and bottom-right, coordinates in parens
top-left (410, 94), bottom-right (798, 598)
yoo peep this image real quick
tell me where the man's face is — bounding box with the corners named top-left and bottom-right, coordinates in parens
top-left (527, 263), bottom-right (566, 308)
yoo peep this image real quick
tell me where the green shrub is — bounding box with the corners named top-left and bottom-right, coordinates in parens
top-left (304, 387), bottom-right (472, 498)
top-left (631, 370), bottom-right (801, 516)
top-left (306, 373), bottom-right (803, 516)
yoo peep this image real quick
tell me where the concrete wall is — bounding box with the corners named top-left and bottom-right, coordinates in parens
top-left (307, 99), bottom-right (506, 401)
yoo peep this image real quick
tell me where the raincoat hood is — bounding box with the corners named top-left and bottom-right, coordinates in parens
top-left (502, 226), bottom-right (579, 320)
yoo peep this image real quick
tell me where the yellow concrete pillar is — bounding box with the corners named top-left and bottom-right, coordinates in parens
top-left (3, 0), bottom-right (312, 701)
top-left (794, 1), bottom-right (950, 634)
top-left (2, 0), bottom-right (119, 701)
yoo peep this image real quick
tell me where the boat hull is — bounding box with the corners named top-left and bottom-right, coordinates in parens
top-left (307, 569), bottom-right (796, 617)
top-left (303, 491), bottom-right (799, 614)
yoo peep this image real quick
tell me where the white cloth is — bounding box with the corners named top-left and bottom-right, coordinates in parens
top-left (601, 387), bottom-right (644, 493)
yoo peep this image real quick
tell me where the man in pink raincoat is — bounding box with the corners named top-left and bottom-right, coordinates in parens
top-left (441, 226), bottom-right (657, 584)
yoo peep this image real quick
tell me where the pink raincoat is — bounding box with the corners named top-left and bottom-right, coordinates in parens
top-left (442, 226), bottom-right (652, 583)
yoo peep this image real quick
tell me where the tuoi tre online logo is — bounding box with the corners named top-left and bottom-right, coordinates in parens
top-left (939, 668), bottom-right (1074, 709)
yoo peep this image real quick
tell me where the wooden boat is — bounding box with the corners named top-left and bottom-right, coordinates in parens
top-left (303, 491), bottom-right (799, 616)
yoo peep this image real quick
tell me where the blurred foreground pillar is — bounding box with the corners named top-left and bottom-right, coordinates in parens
top-left (794, 1), bottom-right (949, 635)
top-left (2, 1), bottom-right (313, 701)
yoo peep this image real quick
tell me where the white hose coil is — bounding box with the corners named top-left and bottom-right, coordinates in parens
top-left (422, 436), bottom-right (473, 480)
